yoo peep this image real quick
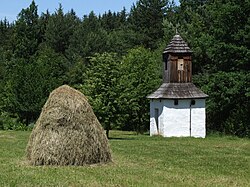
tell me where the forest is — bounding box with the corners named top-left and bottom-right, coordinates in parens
top-left (0, 0), bottom-right (249, 137)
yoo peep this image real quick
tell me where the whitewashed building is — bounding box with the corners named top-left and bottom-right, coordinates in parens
top-left (147, 34), bottom-right (208, 138)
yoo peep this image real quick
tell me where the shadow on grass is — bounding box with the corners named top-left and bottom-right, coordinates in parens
top-left (108, 137), bottom-right (136, 141)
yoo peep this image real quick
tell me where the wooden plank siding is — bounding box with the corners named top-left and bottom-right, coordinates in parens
top-left (184, 56), bottom-right (192, 82)
top-left (169, 55), bottom-right (192, 83)
top-left (170, 56), bottom-right (178, 82)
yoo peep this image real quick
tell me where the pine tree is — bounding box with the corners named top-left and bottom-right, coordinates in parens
top-left (45, 4), bottom-right (80, 55)
top-left (12, 0), bottom-right (40, 59)
top-left (129, 0), bottom-right (169, 49)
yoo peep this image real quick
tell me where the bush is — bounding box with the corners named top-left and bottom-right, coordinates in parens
top-left (0, 112), bottom-right (27, 130)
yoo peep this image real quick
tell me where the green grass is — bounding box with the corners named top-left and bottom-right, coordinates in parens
top-left (0, 131), bottom-right (249, 187)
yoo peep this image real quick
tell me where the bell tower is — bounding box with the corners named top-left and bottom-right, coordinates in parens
top-left (163, 34), bottom-right (192, 83)
top-left (148, 32), bottom-right (208, 138)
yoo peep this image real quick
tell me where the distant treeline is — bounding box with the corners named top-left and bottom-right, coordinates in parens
top-left (0, 0), bottom-right (249, 137)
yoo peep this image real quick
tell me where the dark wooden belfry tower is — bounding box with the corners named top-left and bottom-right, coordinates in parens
top-left (163, 34), bottom-right (192, 83)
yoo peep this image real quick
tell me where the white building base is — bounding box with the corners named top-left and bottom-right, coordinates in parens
top-left (150, 99), bottom-right (206, 138)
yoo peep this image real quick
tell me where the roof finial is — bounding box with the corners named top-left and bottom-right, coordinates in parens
top-left (176, 28), bottom-right (178, 35)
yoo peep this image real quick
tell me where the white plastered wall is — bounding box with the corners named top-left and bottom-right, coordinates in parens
top-left (150, 100), bottom-right (164, 136)
top-left (190, 99), bottom-right (206, 138)
top-left (150, 99), bottom-right (206, 138)
top-left (163, 99), bottom-right (190, 137)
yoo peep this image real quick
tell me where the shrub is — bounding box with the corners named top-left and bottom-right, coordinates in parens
top-left (0, 112), bottom-right (26, 130)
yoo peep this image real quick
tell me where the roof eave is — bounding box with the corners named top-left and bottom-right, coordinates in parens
top-left (147, 96), bottom-right (208, 99)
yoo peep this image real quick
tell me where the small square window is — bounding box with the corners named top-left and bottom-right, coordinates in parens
top-left (174, 99), bottom-right (178, 105)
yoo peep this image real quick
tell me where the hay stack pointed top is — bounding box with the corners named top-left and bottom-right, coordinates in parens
top-left (163, 34), bottom-right (192, 54)
top-left (26, 85), bottom-right (112, 166)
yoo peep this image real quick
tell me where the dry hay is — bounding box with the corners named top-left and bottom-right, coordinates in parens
top-left (26, 85), bottom-right (112, 166)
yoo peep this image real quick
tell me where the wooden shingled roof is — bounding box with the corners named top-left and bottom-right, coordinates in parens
top-left (163, 34), bottom-right (192, 54)
top-left (147, 83), bottom-right (208, 99)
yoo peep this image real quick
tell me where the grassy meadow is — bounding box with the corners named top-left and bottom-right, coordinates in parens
top-left (0, 130), bottom-right (249, 186)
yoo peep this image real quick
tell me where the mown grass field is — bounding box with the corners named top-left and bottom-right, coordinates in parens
top-left (0, 130), bottom-right (249, 187)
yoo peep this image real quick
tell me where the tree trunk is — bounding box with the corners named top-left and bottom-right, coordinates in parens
top-left (105, 123), bottom-right (111, 139)
top-left (106, 129), bottom-right (109, 139)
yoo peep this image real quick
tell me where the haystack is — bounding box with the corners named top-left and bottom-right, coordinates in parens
top-left (26, 85), bottom-right (112, 166)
